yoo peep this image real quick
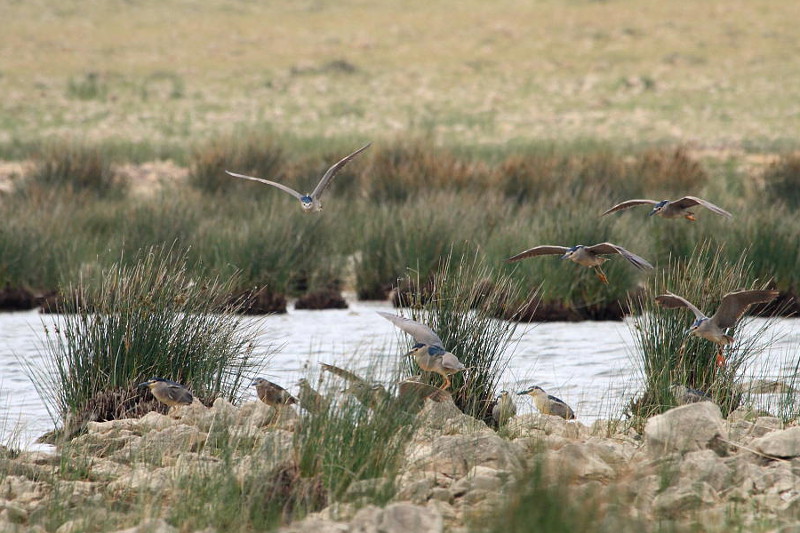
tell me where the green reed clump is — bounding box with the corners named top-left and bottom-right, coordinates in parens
top-left (762, 152), bottom-right (800, 210)
top-left (28, 246), bottom-right (262, 423)
top-left (188, 129), bottom-right (285, 194)
top-left (394, 253), bottom-right (522, 421)
top-left (296, 390), bottom-right (416, 504)
top-left (628, 242), bottom-right (777, 420)
top-left (23, 140), bottom-right (126, 198)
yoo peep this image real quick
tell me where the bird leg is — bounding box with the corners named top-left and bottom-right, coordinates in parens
top-left (684, 214), bottom-right (696, 222)
top-left (440, 375), bottom-right (452, 390)
top-left (715, 346), bottom-right (726, 368)
top-left (594, 266), bottom-right (609, 285)
top-left (677, 340), bottom-right (687, 357)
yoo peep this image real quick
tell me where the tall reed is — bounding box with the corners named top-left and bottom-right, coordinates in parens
top-left (27, 246), bottom-right (263, 423)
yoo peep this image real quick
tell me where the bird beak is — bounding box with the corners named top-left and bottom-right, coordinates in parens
top-left (683, 328), bottom-right (693, 336)
top-left (516, 390), bottom-right (528, 395)
top-left (648, 209), bottom-right (657, 217)
top-left (137, 382), bottom-right (149, 388)
top-left (560, 253), bottom-right (569, 260)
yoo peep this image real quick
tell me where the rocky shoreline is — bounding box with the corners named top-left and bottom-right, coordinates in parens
top-left (2, 398), bottom-right (800, 532)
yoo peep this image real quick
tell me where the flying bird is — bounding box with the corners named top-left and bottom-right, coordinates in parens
top-left (601, 196), bottom-right (732, 221)
top-left (225, 143), bottom-right (371, 212)
top-left (378, 312), bottom-right (466, 390)
top-left (655, 289), bottom-right (779, 366)
top-left (505, 242), bottom-right (653, 284)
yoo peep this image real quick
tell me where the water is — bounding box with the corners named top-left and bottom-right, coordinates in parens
top-left (2, 302), bottom-right (799, 448)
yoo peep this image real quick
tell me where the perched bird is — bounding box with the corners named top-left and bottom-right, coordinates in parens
top-left (138, 378), bottom-right (194, 407)
top-left (251, 377), bottom-right (297, 407)
top-left (655, 289), bottom-right (779, 366)
top-left (378, 312), bottom-right (466, 390)
top-left (601, 196), bottom-right (732, 221)
top-left (489, 390), bottom-right (517, 427)
top-left (321, 363), bottom-right (391, 409)
top-left (670, 384), bottom-right (712, 405)
top-left (296, 378), bottom-right (330, 414)
top-left (225, 143), bottom-right (371, 212)
top-left (505, 242), bottom-right (653, 284)
top-left (518, 385), bottom-right (575, 420)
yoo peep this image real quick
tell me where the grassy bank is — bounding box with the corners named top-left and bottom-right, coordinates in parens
top-left (1, 137), bottom-right (799, 317)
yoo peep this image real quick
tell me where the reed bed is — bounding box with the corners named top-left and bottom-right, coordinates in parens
top-left (26, 247), bottom-right (263, 425)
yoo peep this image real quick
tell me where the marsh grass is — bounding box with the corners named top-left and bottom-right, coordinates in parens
top-left (394, 253), bottom-right (523, 421)
top-left (762, 153), bottom-right (800, 210)
top-left (26, 246), bottom-right (263, 425)
top-left (627, 242), bottom-right (780, 420)
top-left (23, 139), bottom-right (127, 199)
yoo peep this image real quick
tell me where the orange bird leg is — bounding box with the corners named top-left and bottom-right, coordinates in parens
top-left (684, 214), bottom-right (696, 222)
top-left (594, 267), bottom-right (609, 285)
top-left (440, 375), bottom-right (452, 390)
top-left (715, 346), bottom-right (726, 368)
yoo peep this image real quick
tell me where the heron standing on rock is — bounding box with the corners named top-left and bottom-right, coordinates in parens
top-left (138, 378), bottom-right (194, 407)
top-left (378, 312), bottom-right (466, 390)
top-left (655, 289), bottom-right (779, 366)
top-left (518, 385), bottom-right (576, 420)
top-left (251, 377), bottom-right (297, 407)
top-left (506, 242), bottom-right (653, 284)
top-left (490, 390), bottom-right (517, 427)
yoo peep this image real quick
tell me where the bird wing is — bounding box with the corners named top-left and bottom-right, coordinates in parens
top-left (600, 199), bottom-right (658, 216)
top-left (377, 311), bottom-right (444, 348)
top-left (673, 196), bottom-right (733, 218)
top-left (505, 246), bottom-right (571, 263)
top-left (225, 171), bottom-right (304, 200)
top-left (711, 289), bottom-right (779, 328)
top-left (321, 363), bottom-right (367, 384)
top-left (654, 292), bottom-right (706, 319)
top-left (398, 380), bottom-right (451, 402)
top-left (166, 383), bottom-right (193, 404)
top-left (310, 143), bottom-right (371, 199)
top-left (585, 243), bottom-right (654, 270)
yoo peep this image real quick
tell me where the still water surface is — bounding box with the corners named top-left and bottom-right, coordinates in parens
top-left (2, 301), bottom-right (798, 448)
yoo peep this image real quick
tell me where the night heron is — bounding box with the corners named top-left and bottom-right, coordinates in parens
top-left (505, 242), bottom-right (653, 284)
top-left (601, 196), bottom-right (732, 221)
top-left (518, 385), bottom-right (576, 420)
top-left (490, 390), bottom-right (517, 427)
top-left (655, 289), bottom-right (779, 366)
top-left (138, 378), bottom-right (194, 407)
top-left (320, 363), bottom-right (392, 409)
top-left (378, 312), bottom-right (466, 390)
top-left (251, 377), bottom-right (297, 407)
top-left (670, 384), bottom-right (712, 405)
top-left (297, 378), bottom-right (330, 414)
top-left (397, 375), bottom-right (452, 409)
top-left (225, 143), bottom-right (371, 212)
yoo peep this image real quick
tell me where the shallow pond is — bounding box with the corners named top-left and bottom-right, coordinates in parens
top-left (2, 301), bottom-right (799, 448)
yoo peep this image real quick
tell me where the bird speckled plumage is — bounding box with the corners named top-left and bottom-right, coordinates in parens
top-left (378, 312), bottom-right (466, 390)
top-left (670, 384), bottom-right (712, 405)
top-left (296, 378), bottom-right (330, 414)
top-left (251, 378), bottom-right (297, 407)
top-left (138, 378), bottom-right (194, 407)
top-left (506, 242), bottom-right (653, 284)
top-left (601, 196), bottom-right (732, 221)
top-left (518, 385), bottom-right (575, 420)
top-left (225, 143), bottom-right (370, 212)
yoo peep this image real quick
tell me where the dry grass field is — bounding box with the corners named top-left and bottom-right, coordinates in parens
top-left (1, 0), bottom-right (799, 152)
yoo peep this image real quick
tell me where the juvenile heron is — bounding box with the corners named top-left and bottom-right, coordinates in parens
top-left (601, 196), bottom-right (732, 221)
top-left (655, 289), bottom-right (779, 366)
top-left (518, 385), bottom-right (575, 420)
top-left (138, 378), bottom-right (194, 407)
top-left (505, 242), bottom-right (653, 284)
top-left (489, 390), bottom-right (517, 427)
top-left (321, 363), bottom-right (391, 408)
top-left (378, 312), bottom-right (466, 390)
top-left (251, 377), bottom-right (297, 407)
top-left (225, 143), bottom-right (371, 212)
top-left (397, 376), bottom-right (453, 412)
top-left (297, 378), bottom-right (330, 414)
top-left (670, 384), bottom-right (712, 405)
